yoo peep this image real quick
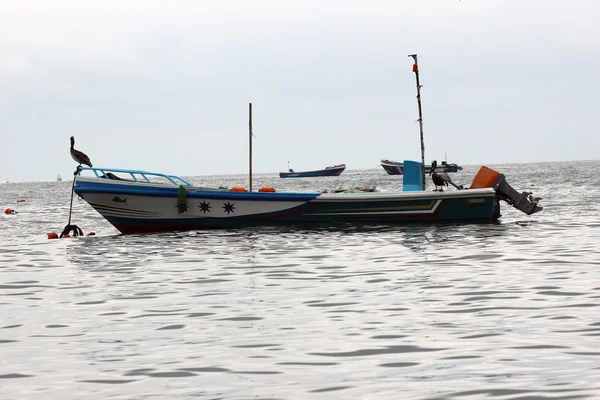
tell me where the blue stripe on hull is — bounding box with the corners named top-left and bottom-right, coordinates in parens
top-left (75, 180), bottom-right (320, 202)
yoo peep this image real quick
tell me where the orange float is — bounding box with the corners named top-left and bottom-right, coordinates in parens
top-left (229, 187), bottom-right (248, 192)
top-left (259, 187), bottom-right (276, 193)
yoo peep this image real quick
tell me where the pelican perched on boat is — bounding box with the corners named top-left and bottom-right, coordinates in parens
top-left (70, 136), bottom-right (92, 168)
top-left (430, 160), bottom-right (463, 191)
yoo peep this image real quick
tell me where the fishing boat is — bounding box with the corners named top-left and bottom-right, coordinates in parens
top-left (73, 164), bottom-right (541, 234)
top-left (70, 57), bottom-right (542, 234)
top-left (381, 159), bottom-right (462, 175)
top-left (279, 162), bottom-right (346, 178)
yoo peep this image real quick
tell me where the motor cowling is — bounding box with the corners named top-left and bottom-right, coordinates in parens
top-left (470, 166), bottom-right (543, 216)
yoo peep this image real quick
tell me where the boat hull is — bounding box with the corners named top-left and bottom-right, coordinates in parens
top-left (74, 177), bottom-right (498, 234)
top-left (279, 165), bottom-right (346, 178)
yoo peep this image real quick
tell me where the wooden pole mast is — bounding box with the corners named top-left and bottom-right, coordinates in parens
top-left (249, 103), bottom-right (253, 192)
top-left (409, 54), bottom-right (426, 190)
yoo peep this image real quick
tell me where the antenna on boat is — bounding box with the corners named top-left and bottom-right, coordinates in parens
top-left (409, 54), bottom-right (426, 190)
top-left (249, 103), bottom-right (253, 192)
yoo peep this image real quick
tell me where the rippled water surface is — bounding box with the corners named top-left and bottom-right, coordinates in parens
top-left (1, 161), bottom-right (600, 399)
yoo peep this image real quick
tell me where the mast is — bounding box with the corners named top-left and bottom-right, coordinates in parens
top-left (249, 103), bottom-right (253, 192)
top-left (408, 54), bottom-right (426, 190)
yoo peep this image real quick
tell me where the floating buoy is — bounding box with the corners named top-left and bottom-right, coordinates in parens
top-left (230, 187), bottom-right (248, 192)
top-left (530, 184), bottom-right (535, 186)
top-left (16, 199), bottom-right (25, 203)
top-left (4, 208), bottom-right (16, 214)
top-left (87, 231), bottom-right (96, 236)
top-left (259, 187), bottom-right (276, 193)
top-left (47, 232), bottom-right (58, 239)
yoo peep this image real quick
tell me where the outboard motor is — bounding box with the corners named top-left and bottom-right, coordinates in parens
top-left (494, 175), bottom-right (543, 215)
top-left (471, 166), bottom-right (543, 216)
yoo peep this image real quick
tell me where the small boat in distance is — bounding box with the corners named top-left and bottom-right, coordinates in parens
top-left (381, 159), bottom-right (462, 175)
top-left (279, 162), bottom-right (346, 178)
top-left (57, 175), bottom-right (63, 182)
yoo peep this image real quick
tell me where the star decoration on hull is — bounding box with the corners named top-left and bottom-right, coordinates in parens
top-left (222, 202), bottom-right (235, 215)
top-left (199, 201), bottom-right (211, 214)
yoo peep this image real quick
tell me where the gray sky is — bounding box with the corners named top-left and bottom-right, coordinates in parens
top-left (1, 0), bottom-right (599, 182)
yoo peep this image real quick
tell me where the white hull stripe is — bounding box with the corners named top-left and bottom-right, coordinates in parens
top-left (91, 203), bottom-right (160, 217)
top-left (306, 199), bottom-right (443, 216)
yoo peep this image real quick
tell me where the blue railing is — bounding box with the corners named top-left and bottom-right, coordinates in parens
top-left (77, 167), bottom-right (193, 187)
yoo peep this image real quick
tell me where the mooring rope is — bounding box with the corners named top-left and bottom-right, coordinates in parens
top-left (60, 166), bottom-right (84, 238)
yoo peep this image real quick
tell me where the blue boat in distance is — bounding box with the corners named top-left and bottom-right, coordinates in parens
top-left (279, 162), bottom-right (346, 178)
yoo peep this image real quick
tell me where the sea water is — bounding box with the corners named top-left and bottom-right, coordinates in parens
top-left (1, 161), bottom-right (599, 399)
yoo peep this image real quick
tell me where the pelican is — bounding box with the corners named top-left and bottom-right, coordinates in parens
top-left (70, 136), bottom-right (93, 168)
top-left (430, 160), bottom-right (462, 191)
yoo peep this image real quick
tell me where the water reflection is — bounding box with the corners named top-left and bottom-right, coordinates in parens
top-left (2, 161), bottom-right (600, 399)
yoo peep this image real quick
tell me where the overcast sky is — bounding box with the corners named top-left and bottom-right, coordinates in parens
top-left (1, 0), bottom-right (599, 182)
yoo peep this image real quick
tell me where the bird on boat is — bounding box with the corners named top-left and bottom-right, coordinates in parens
top-left (430, 160), bottom-right (454, 191)
top-left (70, 136), bottom-right (93, 168)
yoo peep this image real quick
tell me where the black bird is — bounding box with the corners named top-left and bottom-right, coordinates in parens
top-left (70, 136), bottom-right (93, 168)
top-left (430, 160), bottom-right (453, 191)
